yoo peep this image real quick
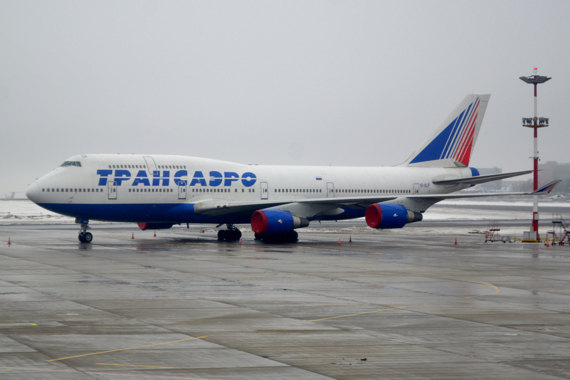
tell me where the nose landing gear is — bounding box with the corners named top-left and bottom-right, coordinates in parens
top-left (76, 218), bottom-right (93, 243)
top-left (79, 231), bottom-right (93, 243)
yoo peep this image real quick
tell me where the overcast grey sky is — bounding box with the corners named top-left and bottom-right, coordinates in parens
top-left (1, 0), bottom-right (569, 195)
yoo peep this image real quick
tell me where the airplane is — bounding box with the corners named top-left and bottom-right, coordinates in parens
top-left (27, 94), bottom-right (548, 244)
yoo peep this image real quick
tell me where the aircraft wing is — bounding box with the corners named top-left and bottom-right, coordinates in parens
top-left (192, 195), bottom-right (399, 217)
top-left (432, 170), bottom-right (532, 186)
top-left (192, 179), bottom-right (561, 218)
top-left (414, 179), bottom-right (561, 201)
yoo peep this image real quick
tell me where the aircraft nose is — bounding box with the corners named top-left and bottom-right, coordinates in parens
top-left (26, 181), bottom-right (41, 203)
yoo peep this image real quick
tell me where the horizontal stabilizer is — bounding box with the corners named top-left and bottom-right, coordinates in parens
top-left (534, 179), bottom-right (561, 194)
top-left (432, 170), bottom-right (532, 186)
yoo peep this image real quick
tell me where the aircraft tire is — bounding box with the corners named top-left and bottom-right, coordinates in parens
top-left (217, 230), bottom-right (226, 241)
top-left (224, 229), bottom-right (241, 242)
top-left (287, 230), bottom-right (298, 242)
top-left (79, 232), bottom-right (93, 243)
top-left (83, 232), bottom-right (93, 243)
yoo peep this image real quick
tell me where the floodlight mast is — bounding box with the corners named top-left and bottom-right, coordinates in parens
top-left (519, 68), bottom-right (551, 242)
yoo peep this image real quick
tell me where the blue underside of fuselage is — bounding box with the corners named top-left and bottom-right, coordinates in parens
top-left (38, 203), bottom-right (366, 224)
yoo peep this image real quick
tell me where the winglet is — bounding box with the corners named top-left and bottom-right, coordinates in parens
top-left (533, 180), bottom-right (561, 194)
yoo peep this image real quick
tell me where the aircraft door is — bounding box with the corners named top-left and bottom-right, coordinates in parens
top-left (327, 182), bottom-right (335, 198)
top-left (413, 183), bottom-right (420, 194)
top-left (178, 184), bottom-right (187, 200)
top-left (260, 182), bottom-right (268, 200)
top-left (108, 181), bottom-right (117, 200)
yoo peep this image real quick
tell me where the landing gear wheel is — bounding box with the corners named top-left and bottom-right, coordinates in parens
top-left (78, 232), bottom-right (93, 243)
top-left (227, 229), bottom-right (242, 241)
top-left (77, 218), bottom-right (92, 244)
top-left (217, 227), bottom-right (242, 242)
top-left (83, 232), bottom-right (93, 243)
top-left (287, 230), bottom-right (298, 242)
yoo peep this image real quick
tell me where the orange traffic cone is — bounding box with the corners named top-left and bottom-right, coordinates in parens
top-left (153, 231), bottom-right (157, 238)
top-left (131, 233), bottom-right (135, 240)
top-left (454, 238), bottom-right (458, 246)
top-left (338, 240), bottom-right (342, 246)
top-left (8, 237), bottom-right (11, 247)
top-left (349, 235), bottom-right (352, 243)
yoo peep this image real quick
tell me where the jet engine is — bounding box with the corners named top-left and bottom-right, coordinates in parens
top-left (251, 209), bottom-right (309, 235)
top-left (365, 203), bottom-right (422, 229)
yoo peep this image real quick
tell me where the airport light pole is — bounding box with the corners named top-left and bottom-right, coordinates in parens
top-left (520, 68), bottom-right (550, 242)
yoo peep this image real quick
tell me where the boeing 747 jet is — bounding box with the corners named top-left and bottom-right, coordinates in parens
top-left (28, 94), bottom-right (547, 243)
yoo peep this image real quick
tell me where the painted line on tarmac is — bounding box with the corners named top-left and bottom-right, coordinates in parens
top-left (439, 276), bottom-right (501, 298)
top-left (0, 323), bottom-right (37, 328)
top-left (47, 335), bottom-right (208, 362)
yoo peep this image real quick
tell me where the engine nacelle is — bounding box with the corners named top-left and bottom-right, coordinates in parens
top-left (137, 222), bottom-right (174, 231)
top-left (251, 209), bottom-right (309, 235)
top-left (365, 203), bottom-right (422, 229)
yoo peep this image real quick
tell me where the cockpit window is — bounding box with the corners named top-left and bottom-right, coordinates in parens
top-left (60, 161), bottom-right (82, 167)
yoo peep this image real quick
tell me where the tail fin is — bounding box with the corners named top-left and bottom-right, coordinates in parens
top-left (405, 94), bottom-right (490, 167)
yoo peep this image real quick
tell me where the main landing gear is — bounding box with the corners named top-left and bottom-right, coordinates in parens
top-left (217, 224), bottom-right (242, 242)
top-left (77, 218), bottom-right (93, 243)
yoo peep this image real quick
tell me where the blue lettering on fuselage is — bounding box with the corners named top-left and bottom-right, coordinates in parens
top-left (173, 170), bottom-right (188, 186)
top-left (113, 170), bottom-right (131, 186)
top-left (96, 169), bottom-right (112, 185)
top-left (153, 170), bottom-right (169, 186)
top-left (209, 171), bottom-right (222, 186)
top-left (224, 171), bottom-right (239, 186)
top-left (241, 172), bottom-right (256, 187)
top-left (96, 169), bottom-right (257, 187)
top-left (132, 170), bottom-right (150, 186)
top-left (189, 171), bottom-right (207, 187)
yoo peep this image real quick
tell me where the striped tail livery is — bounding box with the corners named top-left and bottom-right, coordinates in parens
top-left (406, 94), bottom-right (490, 167)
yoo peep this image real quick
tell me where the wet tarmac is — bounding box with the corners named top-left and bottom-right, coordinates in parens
top-left (1, 222), bottom-right (569, 379)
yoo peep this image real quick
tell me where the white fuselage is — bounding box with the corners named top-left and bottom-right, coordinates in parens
top-left (26, 154), bottom-right (471, 224)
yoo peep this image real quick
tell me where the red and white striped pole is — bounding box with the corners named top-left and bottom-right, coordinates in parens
top-left (520, 68), bottom-right (551, 242)
top-left (531, 79), bottom-right (539, 240)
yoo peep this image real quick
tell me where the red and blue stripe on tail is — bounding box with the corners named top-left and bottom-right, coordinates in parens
top-left (406, 94), bottom-right (490, 167)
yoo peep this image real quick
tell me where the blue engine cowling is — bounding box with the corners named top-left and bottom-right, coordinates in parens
top-left (138, 222), bottom-right (174, 231)
top-left (365, 203), bottom-right (422, 229)
top-left (251, 209), bottom-right (309, 235)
